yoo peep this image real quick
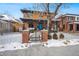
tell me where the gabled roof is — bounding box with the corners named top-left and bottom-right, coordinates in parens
top-left (16, 19), bottom-right (23, 24)
top-left (0, 14), bottom-right (18, 23)
top-left (20, 18), bottom-right (47, 22)
top-left (21, 9), bottom-right (54, 14)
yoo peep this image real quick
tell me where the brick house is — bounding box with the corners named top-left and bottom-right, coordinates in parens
top-left (20, 9), bottom-right (79, 33)
top-left (59, 14), bottom-right (79, 32)
top-left (20, 9), bottom-right (54, 31)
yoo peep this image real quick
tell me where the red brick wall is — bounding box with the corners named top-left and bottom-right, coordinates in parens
top-left (64, 16), bottom-right (76, 32)
top-left (23, 22), bottom-right (29, 30)
top-left (41, 30), bottom-right (48, 42)
top-left (22, 31), bottom-right (29, 43)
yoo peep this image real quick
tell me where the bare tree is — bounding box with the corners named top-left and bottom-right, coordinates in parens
top-left (34, 3), bottom-right (63, 31)
top-left (54, 3), bottom-right (62, 17)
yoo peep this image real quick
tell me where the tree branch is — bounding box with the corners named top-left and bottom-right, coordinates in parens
top-left (54, 3), bottom-right (63, 17)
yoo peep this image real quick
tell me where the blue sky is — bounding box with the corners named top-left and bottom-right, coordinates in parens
top-left (0, 3), bottom-right (34, 19)
top-left (0, 3), bottom-right (79, 19)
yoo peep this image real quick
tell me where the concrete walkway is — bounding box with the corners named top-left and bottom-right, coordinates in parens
top-left (0, 44), bottom-right (79, 56)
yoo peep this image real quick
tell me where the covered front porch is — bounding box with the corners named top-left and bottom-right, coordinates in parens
top-left (68, 21), bottom-right (79, 32)
top-left (20, 18), bottom-right (48, 31)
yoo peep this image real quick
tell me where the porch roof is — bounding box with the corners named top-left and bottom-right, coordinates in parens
top-left (20, 18), bottom-right (47, 22)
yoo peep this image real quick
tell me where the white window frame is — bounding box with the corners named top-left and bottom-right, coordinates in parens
top-left (68, 16), bottom-right (73, 21)
top-left (77, 17), bottom-right (79, 21)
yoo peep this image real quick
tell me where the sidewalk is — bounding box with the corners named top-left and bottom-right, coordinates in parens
top-left (0, 44), bottom-right (79, 56)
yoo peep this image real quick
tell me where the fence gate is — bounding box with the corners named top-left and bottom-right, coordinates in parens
top-left (30, 31), bottom-right (41, 42)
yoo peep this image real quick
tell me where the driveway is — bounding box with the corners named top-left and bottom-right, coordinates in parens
top-left (0, 44), bottom-right (79, 56)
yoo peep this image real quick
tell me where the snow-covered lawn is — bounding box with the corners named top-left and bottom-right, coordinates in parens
top-left (50, 32), bottom-right (79, 40)
top-left (0, 32), bottom-right (22, 44)
top-left (46, 39), bottom-right (79, 47)
top-left (0, 42), bottom-right (28, 51)
top-left (0, 32), bottom-right (79, 52)
top-left (0, 39), bottom-right (79, 52)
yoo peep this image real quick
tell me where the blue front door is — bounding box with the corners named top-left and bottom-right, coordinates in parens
top-left (37, 23), bottom-right (43, 30)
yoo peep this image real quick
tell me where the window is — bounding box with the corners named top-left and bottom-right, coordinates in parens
top-left (68, 16), bottom-right (73, 21)
top-left (76, 24), bottom-right (79, 31)
top-left (77, 17), bottom-right (79, 21)
top-left (69, 24), bottom-right (73, 31)
top-left (27, 13), bottom-right (32, 18)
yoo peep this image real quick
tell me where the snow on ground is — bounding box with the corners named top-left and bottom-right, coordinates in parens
top-left (50, 32), bottom-right (79, 40)
top-left (0, 32), bottom-right (79, 52)
top-left (0, 32), bottom-right (22, 44)
top-left (0, 41), bottom-right (41, 52)
top-left (46, 32), bottom-right (79, 47)
top-left (46, 39), bottom-right (79, 47)
top-left (0, 42), bottom-right (30, 52)
top-left (0, 39), bottom-right (79, 52)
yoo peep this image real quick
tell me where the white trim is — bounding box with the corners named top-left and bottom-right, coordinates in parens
top-left (74, 22), bottom-right (79, 24)
top-left (64, 15), bottom-right (79, 17)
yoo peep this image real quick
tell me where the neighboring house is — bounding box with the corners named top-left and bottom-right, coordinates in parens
top-left (0, 20), bottom-right (13, 32)
top-left (15, 19), bottom-right (23, 32)
top-left (0, 14), bottom-right (22, 33)
top-left (20, 9), bottom-right (54, 30)
top-left (59, 14), bottom-right (79, 32)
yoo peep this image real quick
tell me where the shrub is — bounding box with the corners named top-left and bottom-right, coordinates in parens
top-left (59, 33), bottom-right (64, 39)
top-left (53, 33), bottom-right (58, 40)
